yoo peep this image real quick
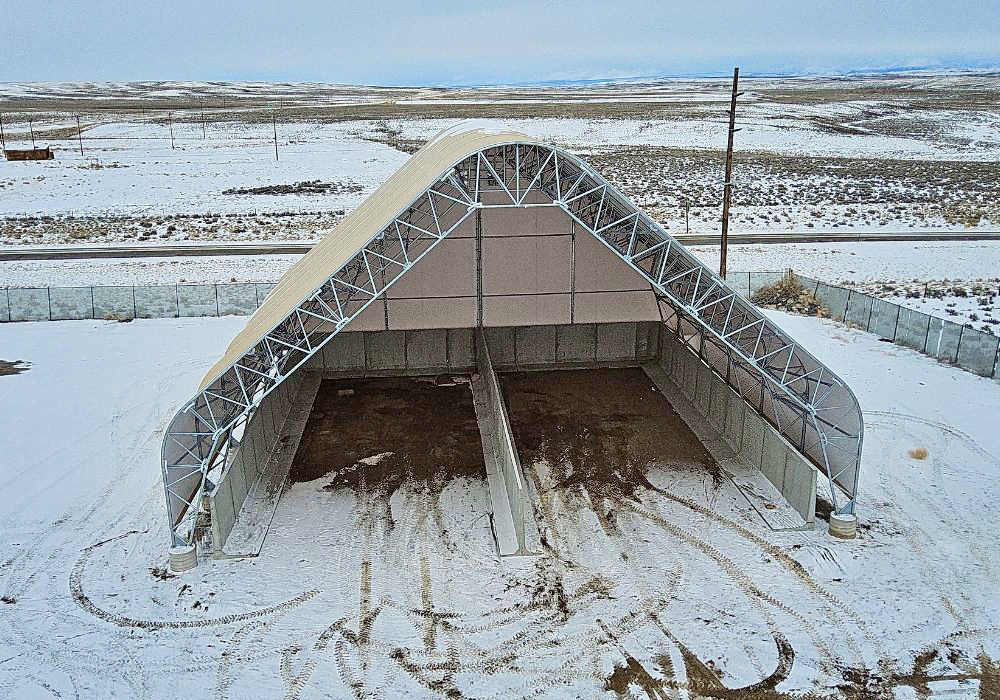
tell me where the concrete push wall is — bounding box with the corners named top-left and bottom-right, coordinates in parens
top-left (209, 371), bottom-right (305, 552)
top-left (306, 322), bottom-right (660, 376)
top-left (657, 325), bottom-right (817, 523)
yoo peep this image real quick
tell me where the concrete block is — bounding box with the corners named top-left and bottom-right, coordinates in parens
top-left (177, 285), bottom-right (218, 317)
top-left (708, 380), bottom-right (728, 432)
top-left (93, 286), bottom-right (135, 320)
top-left (406, 329), bottom-right (449, 370)
top-left (556, 324), bottom-right (596, 363)
top-left (723, 390), bottom-right (746, 452)
top-left (366, 331), bottom-right (406, 370)
top-left (0, 289), bottom-right (8, 322)
top-left (596, 322), bottom-right (637, 362)
top-left (226, 451), bottom-right (250, 512)
top-left (657, 326), bottom-right (675, 370)
top-left (255, 283), bottom-right (278, 307)
top-left (761, 430), bottom-right (790, 490)
top-left (245, 416), bottom-right (267, 481)
top-left (694, 362), bottom-right (712, 416)
top-left (49, 287), bottom-right (94, 320)
top-left (635, 322), bottom-right (660, 360)
top-left (134, 286), bottom-right (177, 318)
top-left (573, 290), bottom-right (660, 324)
top-left (321, 332), bottom-right (366, 372)
top-left (740, 409), bottom-right (766, 469)
top-left (782, 453), bottom-right (817, 522)
top-left (387, 297), bottom-right (476, 330)
top-left (217, 283), bottom-right (258, 316)
top-left (235, 431), bottom-right (258, 498)
top-left (483, 294), bottom-right (571, 327)
top-left (681, 351), bottom-right (698, 400)
top-left (258, 398), bottom-right (277, 450)
top-left (447, 327), bottom-right (475, 369)
top-left (8, 288), bottom-right (49, 322)
top-left (483, 327), bottom-right (516, 367)
top-left (515, 325), bottom-right (557, 366)
top-left (211, 477), bottom-right (236, 547)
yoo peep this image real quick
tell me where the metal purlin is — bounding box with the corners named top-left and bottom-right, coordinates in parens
top-left (161, 142), bottom-right (863, 547)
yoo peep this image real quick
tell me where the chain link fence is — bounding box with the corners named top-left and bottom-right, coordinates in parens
top-left (727, 271), bottom-right (1000, 382)
top-left (4, 273), bottom-right (999, 382)
top-left (0, 282), bottom-right (276, 322)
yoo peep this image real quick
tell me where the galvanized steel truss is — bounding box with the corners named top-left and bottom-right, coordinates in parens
top-left (162, 142), bottom-right (863, 546)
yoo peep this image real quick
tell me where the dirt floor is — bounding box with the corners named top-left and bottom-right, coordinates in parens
top-left (502, 367), bottom-right (723, 503)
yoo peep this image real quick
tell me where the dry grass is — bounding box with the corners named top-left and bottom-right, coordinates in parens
top-left (908, 447), bottom-right (929, 460)
top-left (0, 360), bottom-right (30, 377)
top-left (751, 271), bottom-right (828, 316)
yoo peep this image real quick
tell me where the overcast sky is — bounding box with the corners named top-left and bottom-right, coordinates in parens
top-left (2, 1), bottom-right (998, 85)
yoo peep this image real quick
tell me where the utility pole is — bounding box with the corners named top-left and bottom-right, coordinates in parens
top-left (720, 66), bottom-right (742, 280)
top-left (29, 116), bottom-right (36, 148)
top-left (0, 113), bottom-right (5, 149)
top-left (168, 111), bottom-right (175, 149)
top-left (76, 115), bottom-right (84, 156)
top-left (684, 202), bottom-right (690, 235)
top-left (200, 98), bottom-right (207, 139)
top-left (272, 114), bottom-right (279, 161)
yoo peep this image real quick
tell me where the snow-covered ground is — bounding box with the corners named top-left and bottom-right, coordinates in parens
top-left (1, 75), bottom-right (998, 245)
top-left (0, 121), bottom-right (407, 217)
top-left (1, 313), bottom-right (998, 697)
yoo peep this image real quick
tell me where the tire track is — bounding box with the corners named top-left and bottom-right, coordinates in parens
top-left (71, 531), bottom-right (319, 630)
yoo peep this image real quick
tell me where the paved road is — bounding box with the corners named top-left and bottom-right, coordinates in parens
top-left (2, 230), bottom-right (999, 261)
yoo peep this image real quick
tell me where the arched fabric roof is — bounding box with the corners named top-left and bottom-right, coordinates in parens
top-left (161, 127), bottom-right (863, 547)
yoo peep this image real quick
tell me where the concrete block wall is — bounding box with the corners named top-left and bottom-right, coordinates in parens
top-left (657, 325), bottom-right (817, 522)
top-left (209, 371), bottom-right (305, 552)
top-left (305, 322), bottom-right (659, 377)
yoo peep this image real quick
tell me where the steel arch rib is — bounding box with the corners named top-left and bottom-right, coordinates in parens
top-left (161, 135), bottom-right (863, 547)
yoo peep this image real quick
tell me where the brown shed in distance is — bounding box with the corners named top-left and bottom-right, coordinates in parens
top-left (4, 146), bottom-right (54, 161)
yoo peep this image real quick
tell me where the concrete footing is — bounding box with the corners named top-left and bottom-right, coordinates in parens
top-left (829, 513), bottom-right (858, 539)
top-left (168, 544), bottom-right (198, 572)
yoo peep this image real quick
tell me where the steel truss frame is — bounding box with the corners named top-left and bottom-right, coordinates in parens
top-left (161, 142), bottom-right (863, 546)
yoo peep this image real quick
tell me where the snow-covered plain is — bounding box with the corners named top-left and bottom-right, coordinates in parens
top-left (1, 314), bottom-right (997, 697)
top-left (1, 75), bottom-right (998, 246)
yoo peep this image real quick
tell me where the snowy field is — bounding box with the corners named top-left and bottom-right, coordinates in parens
top-left (1, 74), bottom-right (998, 246)
top-left (1, 313), bottom-right (998, 697)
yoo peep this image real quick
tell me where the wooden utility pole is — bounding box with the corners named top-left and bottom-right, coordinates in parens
top-left (720, 66), bottom-right (741, 280)
top-left (76, 116), bottom-right (84, 155)
top-left (0, 113), bottom-right (6, 149)
top-left (168, 111), bottom-right (175, 149)
top-left (200, 98), bottom-right (207, 139)
top-left (29, 116), bottom-right (36, 148)
top-left (684, 202), bottom-right (690, 235)
top-left (272, 114), bottom-right (279, 161)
